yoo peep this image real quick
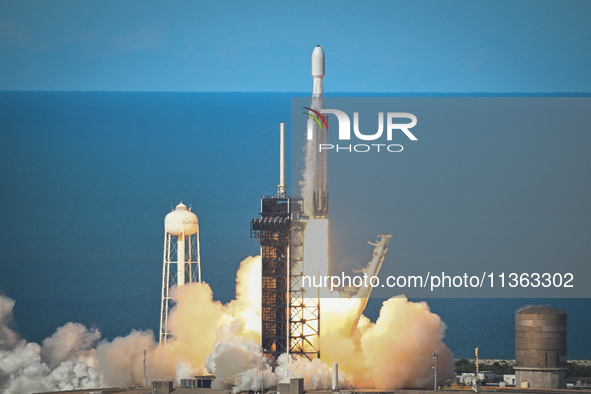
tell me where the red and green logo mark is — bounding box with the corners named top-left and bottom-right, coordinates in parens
top-left (303, 107), bottom-right (328, 131)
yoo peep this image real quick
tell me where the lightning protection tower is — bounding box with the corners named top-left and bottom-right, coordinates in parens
top-left (159, 202), bottom-right (201, 345)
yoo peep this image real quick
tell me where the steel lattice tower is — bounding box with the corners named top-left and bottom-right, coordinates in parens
top-left (288, 217), bottom-right (320, 359)
top-left (250, 123), bottom-right (320, 361)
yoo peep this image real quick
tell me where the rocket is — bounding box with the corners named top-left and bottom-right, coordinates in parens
top-left (304, 45), bottom-right (329, 219)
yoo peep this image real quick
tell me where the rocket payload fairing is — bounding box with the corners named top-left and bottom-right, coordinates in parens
top-left (304, 45), bottom-right (329, 219)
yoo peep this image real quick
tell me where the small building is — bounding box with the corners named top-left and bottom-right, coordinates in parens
top-left (460, 372), bottom-right (494, 385)
top-left (152, 380), bottom-right (173, 394)
top-left (278, 382), bottom-right (291, 394)
top-left (290, 378), bottom-right (304, 394)
top-left (195, 375), bottom-right (215, 388)
top-left (478, 371), bottom-right (496, 383)
top-left (504, 374), bottom-right (516, 386)
top-left (461, 373), bottom-right (476, 385)
top-left (180, 378), bottom-right (196, 388)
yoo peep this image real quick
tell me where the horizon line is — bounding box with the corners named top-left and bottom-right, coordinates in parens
top-left (1, 90), bottom-right (590, 96)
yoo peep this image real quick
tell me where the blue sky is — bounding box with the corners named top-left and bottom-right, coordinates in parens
top-left (0, 0), bottom-right (590, 92)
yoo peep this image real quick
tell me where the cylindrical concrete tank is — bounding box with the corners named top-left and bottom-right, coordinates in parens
top-left (515, 305), bottom-right (567, 389)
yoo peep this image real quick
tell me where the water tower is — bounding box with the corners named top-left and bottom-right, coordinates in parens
top-left (159, 202), bottom-right (201, 345)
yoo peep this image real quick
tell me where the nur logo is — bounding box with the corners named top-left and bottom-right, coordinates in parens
top-left (303, 107), bottom-right (328, 132)
top-left (304, 108), bottom-right (418, 153)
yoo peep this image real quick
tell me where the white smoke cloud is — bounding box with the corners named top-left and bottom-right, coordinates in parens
top-left (0, 296), bottom-right (17, 351)
top-left (0, 296), bottom-right (102, 393)
top-left (205, 336), bottom-right (274, 393)
top-left (92, 329), bottom-right (156, 387)
top-left (0, 253), bottom-right (455, 392)
top-left (0, 257), bottom-right (264, 392)
top-left (45, 361), bottom-right (102, 392)
top-left (275, 353), bottom-right (350, 391)
top-left (1, 358), bottom-right (51, 394)
top-left (41, 322), bottom-right (100, 369)
top-left (175, 361), bottom-right (199, 385)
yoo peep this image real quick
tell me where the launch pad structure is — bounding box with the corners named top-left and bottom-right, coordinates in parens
top-left (250, 46), bottom-right (327, 361)
top-left (251, 123), bottom-right (321, 361)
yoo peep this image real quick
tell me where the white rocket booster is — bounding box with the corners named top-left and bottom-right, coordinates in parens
top-left (304, 45), bottom-right (329, 218)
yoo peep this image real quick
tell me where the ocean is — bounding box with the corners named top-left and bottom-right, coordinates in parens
top-left (0, 91), bottom-right (589, 360)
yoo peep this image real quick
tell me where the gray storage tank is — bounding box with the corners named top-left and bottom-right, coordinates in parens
top-left (514, 305), bottom-right (567, 389)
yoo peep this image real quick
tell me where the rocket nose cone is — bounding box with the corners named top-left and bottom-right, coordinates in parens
top-left (312, 45), bottom-right (325, 78)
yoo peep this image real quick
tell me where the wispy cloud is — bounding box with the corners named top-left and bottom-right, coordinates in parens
top-left (0, 20), bottom-right (29, 49)
top-left (109, 20), bottom-right (168, 53)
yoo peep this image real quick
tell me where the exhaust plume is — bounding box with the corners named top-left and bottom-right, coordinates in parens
top-left (0, 295), bottom-right (102, 393)
top-left (0, 250), bottom-right (454, 392)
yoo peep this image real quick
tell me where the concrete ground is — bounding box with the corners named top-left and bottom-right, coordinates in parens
top-left (33, 387), bottom-right (591, 394)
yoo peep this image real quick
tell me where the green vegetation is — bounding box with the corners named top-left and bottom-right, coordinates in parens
top-left (568, 363), bottom-right (591, 378)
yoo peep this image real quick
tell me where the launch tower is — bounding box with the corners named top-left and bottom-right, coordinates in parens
top-left (251, 123), bottom-right (320, 361)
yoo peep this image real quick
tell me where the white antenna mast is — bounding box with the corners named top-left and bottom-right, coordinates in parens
top-left (278, 122), bottom-right (287, 197)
